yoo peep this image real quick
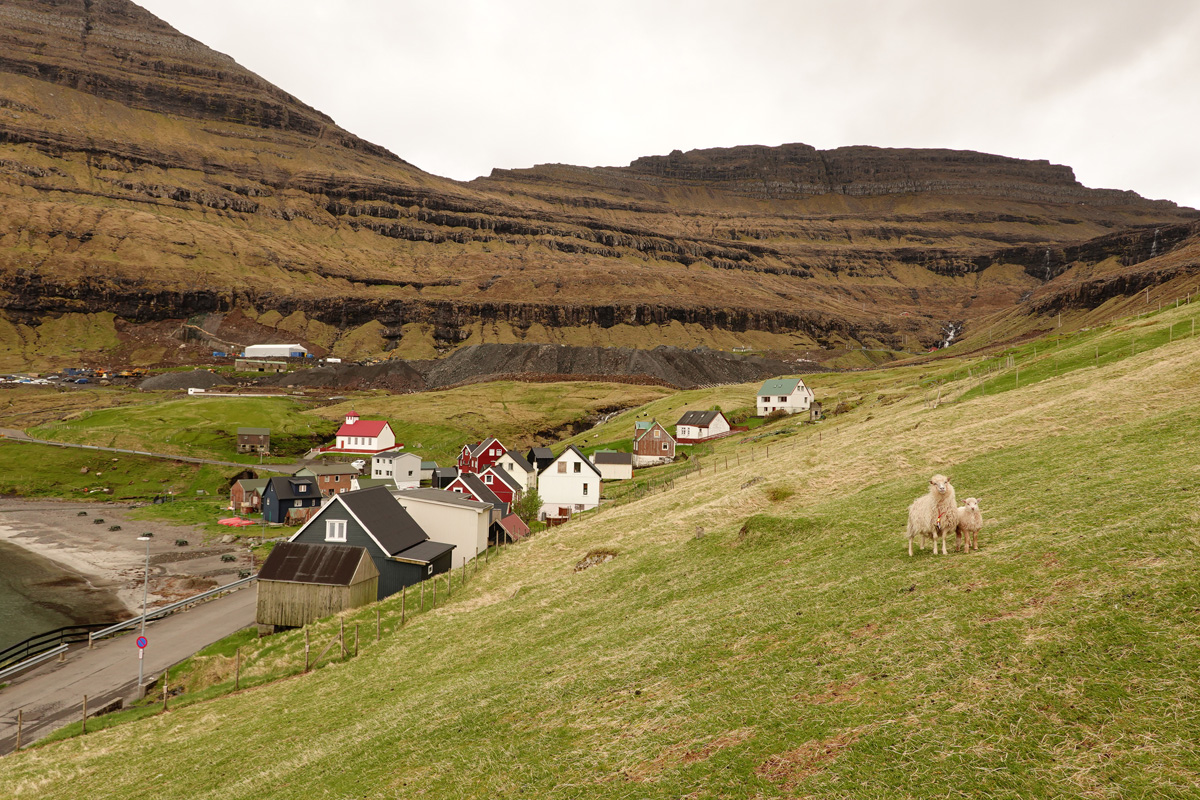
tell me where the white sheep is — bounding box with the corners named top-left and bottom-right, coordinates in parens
top-left (955, 497), bottom-right (982, 552)
top-left (906, 474), bottom-right (958, 556)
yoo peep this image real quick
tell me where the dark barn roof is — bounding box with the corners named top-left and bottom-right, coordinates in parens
top-left (266, 476), bottom-right (319, 501)
top-left (258, 542), bottom-right (371, 586)
top-left (392, 540), bottom-right (455, 565)
top-left (593, 451), bottom-right (633, 465)
top-left (504, 449), bottom-right (534, 472)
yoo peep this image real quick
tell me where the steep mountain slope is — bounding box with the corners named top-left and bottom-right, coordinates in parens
top-left (0, 0), bottom-right (1195, 368)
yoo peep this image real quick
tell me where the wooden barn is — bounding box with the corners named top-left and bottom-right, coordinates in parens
top-left (255, 542), bottom-right (379, 634)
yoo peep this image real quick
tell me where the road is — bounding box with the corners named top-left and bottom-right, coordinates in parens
top-left (0, 586), bottom-right (257, 752)
top-left (0, 428), bottom-right (301, 473)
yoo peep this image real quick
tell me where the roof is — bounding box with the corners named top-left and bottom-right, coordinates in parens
top-left (393, 487), bottom-right (492, 511)
top-left (432, 467), bottom-right (459, 479)
top-left (335, 419), bottom-right (390, 437)
top-left (237, 427), bottom-right (270, 436)
top-left (236, 478), bottom-right (269, 493)
top-left (676, 410), bottom-right (722, 427)
top-left (391, 540), bottom-right (455, 565)
top-left (266, 476), bottom-right (319, 501)
top-left (758, 378), bottom-right (806, 395)
top-left (527, 447), bottom-right (554, 460)
top-left (499, 514), bottom-right (531, 542)
top-left (634, 421), bottom-right (652, 431)
top-left (335, 486), bottom-right (429, 556)
top-left (502, 450), bottom-right (534, 472)
top-left (257, 542), bottom-right (375, 586)
top-left (593, 450), bottom-right (633, 466)
top-left (633, 419), bottom-right (672, 443)
top-left (484, 465), bottom-right (523, 492)
top-left (373, 449), bottom-right (407, 460)
top-left (544, 445), bottom-right (602, 477)
top-left (452, 473), bottom-right (507, 512)
top-left (354, 478), bottom-right (392, 490)
top-left (420, 460), bottom-right (439, 470)
top-left (469, 437), bottom-right (502, 458)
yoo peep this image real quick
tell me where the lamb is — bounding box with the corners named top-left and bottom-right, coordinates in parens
top-left (955, 497), bottom-right (983, 552)
top-left (906, 474), bottom-right (958, 556)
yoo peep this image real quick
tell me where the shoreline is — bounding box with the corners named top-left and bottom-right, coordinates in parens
top-left (0, 498), bottom-right (255, 642)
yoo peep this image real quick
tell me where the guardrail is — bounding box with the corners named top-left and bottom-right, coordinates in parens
top-left (88, 575), bottom-right (257, 647)
top-left (0, 645), bottom-right (68, 683)
top-left (0, 623), bottom-right (118, 669)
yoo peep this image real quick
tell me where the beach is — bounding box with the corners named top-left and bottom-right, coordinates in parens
top-left (0, 498), bottom-right (255, 651)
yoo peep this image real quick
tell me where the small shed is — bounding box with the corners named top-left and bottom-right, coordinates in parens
top-left (237, 427), bottom-right (271, 454)
top-left (255, 542), bottom-right (379, 634)
top-left (591, 450), bottom-right (633, 481)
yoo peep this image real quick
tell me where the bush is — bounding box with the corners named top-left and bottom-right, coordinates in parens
top-left (93, 518), bottom-right (105, 524)
top-left (764, 409), bottom-right (790, 423)
top-left (108, 525), bottom-right (122, 531)
top-left (77, 511), bottom-right (88, 517)
top-left (175, 539), bottom-right (189, 547)
top-left (220, 554), bottom-right (237, 563)
top-left (766, 486), bottom-right (795, 503)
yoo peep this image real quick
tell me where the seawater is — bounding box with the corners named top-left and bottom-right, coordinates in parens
top-left (0, 539), bottom-right (126, 653)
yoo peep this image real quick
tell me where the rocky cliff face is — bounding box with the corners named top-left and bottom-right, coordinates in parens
top-left (0, 0), bottom-right (1196, 367)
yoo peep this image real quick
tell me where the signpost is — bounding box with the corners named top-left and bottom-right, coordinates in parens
top-left (137, 635), bottom-right (148, 694)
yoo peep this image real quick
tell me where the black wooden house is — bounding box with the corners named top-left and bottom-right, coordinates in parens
top-left (261, 476), bottom-right (322, 524)
top-left (288, 485), bottom-right (453, 600)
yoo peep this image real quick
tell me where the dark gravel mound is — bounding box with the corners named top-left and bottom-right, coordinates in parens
top-left (259, 360), bottom-right (427, 392)
top-left (419, 344), bottom-right (793, 390)
top-left (139, 370), bottom-right (232, 391)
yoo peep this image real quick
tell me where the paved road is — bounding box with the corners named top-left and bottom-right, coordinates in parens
top-left (0, 428), bottom-right (301, 473)
top-left (0, 586), bottom-right (257, 752)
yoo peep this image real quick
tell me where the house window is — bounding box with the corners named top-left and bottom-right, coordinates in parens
top-left (557, 462), bottom-right (567, 474)
top-left (761, 396), bottom-right (770, 403)
top-left (427, 564), bottom-right (433, 575)
top-left (325, 520), bottom-right (347, 542)
top-left (653, 429), bottom-right (660, 438)
top-left (294, 500), bottom-right (302, 508)
top-left (778, 396), bottom-right (787, 403)
top-left (662, 443), bottom-right (669, 451)
top-left (407, 470), bottom-right (413, 476)
top-left (297, 484), bottom-right (307, 493)
top-left (573, 462), bottom-right (581, 473)
top-left (334, 475), bottom-right (340, 483)
top-left (583, 483), bottom-right (589, 496)
top-left (484, 474), bottom-right (493, 484)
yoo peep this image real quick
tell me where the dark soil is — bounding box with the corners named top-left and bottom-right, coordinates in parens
top-left (139, 370), bottom-right (232, 391)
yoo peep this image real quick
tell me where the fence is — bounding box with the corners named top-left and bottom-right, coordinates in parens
top-left (0, 623), bottom-right (118, 671)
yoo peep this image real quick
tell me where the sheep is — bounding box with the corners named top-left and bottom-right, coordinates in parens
top-left (955, 497), bottom-right (982, 552)
top-left (906, 474), bottom-right (958, 556)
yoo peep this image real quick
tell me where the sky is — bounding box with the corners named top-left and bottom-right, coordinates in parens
top-left (138, 0), bottom-right (1200, 208)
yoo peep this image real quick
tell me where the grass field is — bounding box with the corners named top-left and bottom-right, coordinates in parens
top-left (5, 307), bottom-right (1200, 797)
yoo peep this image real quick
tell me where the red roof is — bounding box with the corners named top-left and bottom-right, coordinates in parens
top-left (336, 419), bottom-right (390, 437)
top-left (499, 514), bottom-right (531, 541)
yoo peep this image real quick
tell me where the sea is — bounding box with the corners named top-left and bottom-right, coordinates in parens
top-left (0, 539), bottom-right (127, 653)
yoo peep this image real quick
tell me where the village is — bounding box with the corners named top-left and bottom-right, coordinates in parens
top-left (239, 376), bottom-right (819, 634)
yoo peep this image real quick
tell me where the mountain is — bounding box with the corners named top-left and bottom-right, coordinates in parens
top-left (0, 0), bottom-right (1197, 370)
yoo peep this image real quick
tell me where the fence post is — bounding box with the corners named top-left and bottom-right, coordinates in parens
top-left (305, 628), bottom-right (310, 672)
top-left (82, 695), bottom-right (87, 734)
top-left (421, 580), bottom-right (425, 612)
top-left (162, 670), bottom-right (169, 712)
top-left (15, 709), bottom-right (21, 753)
top-left (354, 624), bottom-right (359, 658)
top-left (432, 577), bottom-right (437, 609)
top-left (401, 585), bottom-right (406, 627)
top-left (235, 647), bottom-right (241, 690)
top-left (340, 618), bottom-right (346, 660)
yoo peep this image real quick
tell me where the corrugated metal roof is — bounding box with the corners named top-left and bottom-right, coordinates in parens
top-left (499, 514), bottom-right (531, 541)
top-left (237, 427), bottom-right (270, 436)
top-left (258, 542), bottom-right (374, 585)
top-left (339, 485), bottom-right (429, 556)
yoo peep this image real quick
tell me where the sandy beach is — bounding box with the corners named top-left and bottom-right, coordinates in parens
top-left (0, 498), bottom-right (255, 627)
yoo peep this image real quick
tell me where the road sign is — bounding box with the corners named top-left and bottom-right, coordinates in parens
top-left (136, 636), bottom-right (148, 649)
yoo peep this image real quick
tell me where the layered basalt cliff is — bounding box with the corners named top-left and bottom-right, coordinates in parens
top-left (0, 0), bottom-right (1196, 367)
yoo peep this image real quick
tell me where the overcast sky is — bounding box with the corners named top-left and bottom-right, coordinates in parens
top-left (138, 0), bottom-right (1200, 208)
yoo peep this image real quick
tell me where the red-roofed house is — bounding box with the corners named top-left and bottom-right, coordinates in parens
top-left (324, 411), bottom-right (398, 454)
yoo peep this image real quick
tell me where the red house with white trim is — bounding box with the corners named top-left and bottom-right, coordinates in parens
top-left (324, 411), bottom-right (398, 454)
top-left (479, 464), bottom-right (523, 507)
top-left (457, 437), bottom-right (505, 474)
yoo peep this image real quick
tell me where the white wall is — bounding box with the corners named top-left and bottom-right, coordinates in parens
top-left (496, 452), bottom-right (536, 491)
top-left (757, 384), bottom-right (814, 416)
top-left (390, 452), bottom-right (422, 489)
top-left (538, 449), bottom-right (599, 516)
top-left (394, 495), bottom-right (489, 567)
top-left (593, 461), bottom-right (633, 481)
top-left (244, 344), bottom-right (307, 358)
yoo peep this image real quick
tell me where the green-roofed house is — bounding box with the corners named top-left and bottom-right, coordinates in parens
top-left (231, 477), bottom-right (269, 514)
top-left (237, 427), bottom-right (270, 454)
top-left (632, 418), bottom-right (675, 467)
top-left (351, 477), bottom-right (394, 491)
top-left (756, 378), bottom-right (815, 417)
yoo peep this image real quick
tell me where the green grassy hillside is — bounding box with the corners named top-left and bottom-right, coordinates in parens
top-left (4, 306), bottom-right (1200, 798)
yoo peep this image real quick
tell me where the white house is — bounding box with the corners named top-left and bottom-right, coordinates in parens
top-left (675, 410), bottom-right (731, 443)
top-left (495, 450), bottom-right (537, 492)
top-left (329, 411), bottom-right (397, 454)
top-left (591, 451), bottom-right (633, 481)
top-left (372, 450), bottom-right (423, 489)
top-left (243, 343), bottom-right (309, 358)
top-left (756, 378), bottom-right (815, 416)
top-left (392, 488), bottom-right (491, 568)
top-left (537, 445), bottom-right (601, 521)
